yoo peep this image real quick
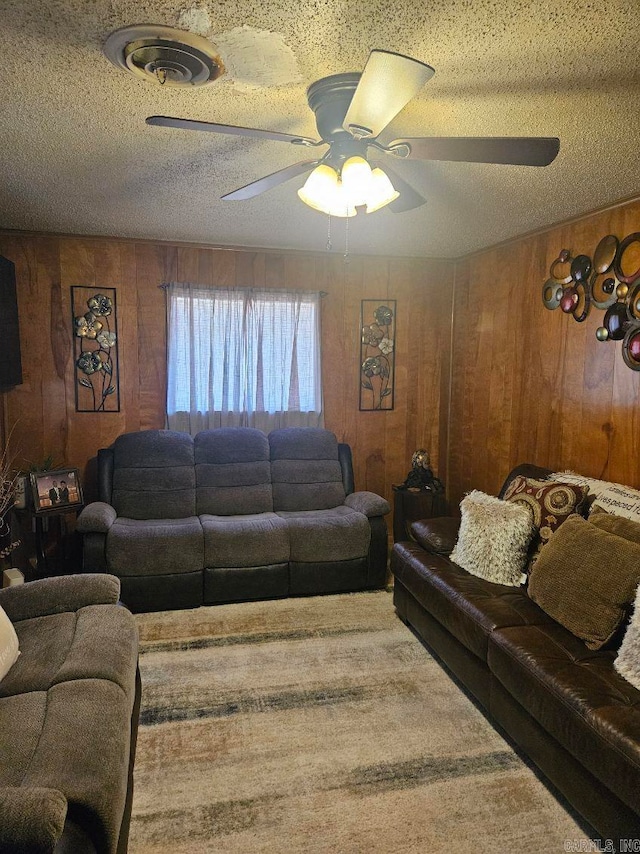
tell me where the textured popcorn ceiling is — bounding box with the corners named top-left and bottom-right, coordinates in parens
top-left (1, 0), bottom-right (639, 258)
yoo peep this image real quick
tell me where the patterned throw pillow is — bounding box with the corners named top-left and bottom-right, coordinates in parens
top-left (450, 490), bottom-right (535, 587)
top-left (502, 476), bottom-right (588, 566)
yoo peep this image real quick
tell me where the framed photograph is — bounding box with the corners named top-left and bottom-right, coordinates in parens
top-left (30, 469), bottom-right (84, 514)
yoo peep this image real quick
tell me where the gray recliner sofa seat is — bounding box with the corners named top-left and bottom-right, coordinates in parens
top-left (0, 574), bottom-right (140, 854)
top-left (78, 427), bottom-right (390, 612)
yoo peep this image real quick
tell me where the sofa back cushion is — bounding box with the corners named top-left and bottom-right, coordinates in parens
top-left (269, 428), bottom-right (346, 511)
top-left (528, 514), bottom-right (640, 650)
top-left (112, 430), bottom-right (196, 519)
top-left (195, 428), bottom-right (273, 515)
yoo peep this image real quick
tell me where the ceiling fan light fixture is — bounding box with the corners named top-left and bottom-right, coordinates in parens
top-left (298, 165), bottom-right (356, 217)
top-left (340, 156), bottom-right (373, 207)
top-left (365, 168), bottom-right (400, 213)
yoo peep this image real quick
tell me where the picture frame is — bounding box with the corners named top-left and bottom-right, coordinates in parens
top-left (30, 469), bottom-right (84, 515)
top-left (359, 299), bottom-right (396, 411)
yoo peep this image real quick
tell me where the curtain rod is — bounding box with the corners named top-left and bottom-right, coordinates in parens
top-left (158, 283), bottom-right (327, 296)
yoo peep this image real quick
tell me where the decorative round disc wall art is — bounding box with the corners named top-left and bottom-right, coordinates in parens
top-left (543, 232), bottom-right (640, 370)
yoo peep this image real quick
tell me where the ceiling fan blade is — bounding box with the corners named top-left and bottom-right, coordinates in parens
top-left (146, 115), bottom-right (318, 146)
top-left (390, 136), bottom-right (560, 166)
top-left (221, 160), bottom-right (320, 201)
top-left (343, 50), bottom-right (434, 140)
top-left (373, 164), bottom-right (427, 212)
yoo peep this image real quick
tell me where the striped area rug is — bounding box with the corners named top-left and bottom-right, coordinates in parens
top-left (130, 590), bottom-right (584, 853)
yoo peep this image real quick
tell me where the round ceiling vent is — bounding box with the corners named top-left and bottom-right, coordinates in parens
top-left (103, 24), bottom-right (224, 87)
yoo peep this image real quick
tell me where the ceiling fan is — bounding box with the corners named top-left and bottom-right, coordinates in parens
top-left (146, 49), bottom-right (560, 215)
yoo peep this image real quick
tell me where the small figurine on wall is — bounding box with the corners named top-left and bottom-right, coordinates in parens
top-left (400, 449), bottom-right (444, 493)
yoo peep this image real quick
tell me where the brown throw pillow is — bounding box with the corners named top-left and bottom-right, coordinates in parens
top-left (589, 505), bottom-right (640, 545)
top-left (528, 514), bottom-right (640, 649)
top-left (503, 476), bottom-right (587, 565)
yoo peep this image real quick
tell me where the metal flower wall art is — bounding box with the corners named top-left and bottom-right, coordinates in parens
top-left (542, 232), bottom-right (640, 370)
top-left (72, 287), bottom-right (121, 411)
top-left (359, 300), bottom-right (396, 410)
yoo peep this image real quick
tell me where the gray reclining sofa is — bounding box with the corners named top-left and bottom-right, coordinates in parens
top-left (78, 427), bottom-right (390, 612)
top-left (0, 574), bottom-right (140, 854)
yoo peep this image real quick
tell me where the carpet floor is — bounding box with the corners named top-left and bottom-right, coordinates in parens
top-left (130, 590), bottom-right (585, 853)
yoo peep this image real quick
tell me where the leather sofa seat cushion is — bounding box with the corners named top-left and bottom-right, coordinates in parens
top-left (111, 430), bottom-right (196, 519)
top-left (107, 517), bottom-right (204, 576)
top-left (277, 507), bottom-right (370, 562)
top-left (202, 513), bottom-right (289, 568)
top-left (488, 623), bottom-right (640, 815)
top-left (391, 542), bottom-right (554, 661)
top-left (195, 428), bottom-right (273, 515)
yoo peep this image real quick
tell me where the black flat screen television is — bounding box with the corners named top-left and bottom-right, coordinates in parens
top-left (0, 255), bottom-right (23, 391)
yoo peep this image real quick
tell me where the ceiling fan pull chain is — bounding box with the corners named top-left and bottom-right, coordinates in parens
top-left (344, 215), bottom-right (349, 263)
top-left (326, 215), bottom-right (332, 251)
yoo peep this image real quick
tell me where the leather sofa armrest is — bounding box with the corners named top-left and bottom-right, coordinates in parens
top-left (344, 491), bottom-right (390, 517)
top-left (0, 574), bottom-right (121, 622)
top-left (0, 786), bottom-right (68, 853)
top-left (410, 516), bottom-right (460, 555)
top-left (77, 502), bottom-right (117, 534)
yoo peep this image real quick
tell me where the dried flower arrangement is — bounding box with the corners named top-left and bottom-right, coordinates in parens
top-left (0, 426), bottom-right (21, 564)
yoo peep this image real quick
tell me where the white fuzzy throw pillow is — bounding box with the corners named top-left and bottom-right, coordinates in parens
top-left (615, 583), bottom-right (640, 690)
top-left (450, 490), bottom-right (535, 586)
top-left (0, 604), bottom-right (20, 683)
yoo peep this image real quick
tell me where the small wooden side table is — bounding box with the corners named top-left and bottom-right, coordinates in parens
top-left (392, 486), bottom-right (447, 542)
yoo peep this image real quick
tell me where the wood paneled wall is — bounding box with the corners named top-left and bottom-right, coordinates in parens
top-left (0, 233), bottom-right (453, 506)
top-left (447, 199), bottom-right (640, 507)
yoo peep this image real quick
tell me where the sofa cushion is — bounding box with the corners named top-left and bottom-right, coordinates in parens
top-left (277, 506), bottom-right (370, 562)
top-left (488, 623), bottom-right (640, 816)
top-left (201, 513), bottom-right (289, 567)
top-left (0, 605), bottom-right (138, 700)
top-left (0, 605), bottom-right (19, 683)
top-left (195, 428), bottom-right (273, 515)
top-left (503, 475), bottom-right (587, 565)
top-left (111, 430), bottom-right (196, 519)
top-left (269, 428), bottom-right (346, 511)
top-left (106, 517), bottom-right (204, 576)
top-left (20, 678), bottom-right (135, 854)
top-left (528, 515), bottom-right (640, 650)
top-left (391, 542), bottom-right (554, 661)
top-left (450, 490), bottom-right (534, 586)
top-left (590, 506), bottom-right (640, 544)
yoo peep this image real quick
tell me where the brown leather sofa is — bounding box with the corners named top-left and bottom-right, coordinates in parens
top-left (391, 463), bottom-right (640, 840)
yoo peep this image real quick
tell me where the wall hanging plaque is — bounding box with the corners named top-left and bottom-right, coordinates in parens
top-left (543, 233), bottom-right (640, 370)
top-left (359, 300), bottom-right (396, 410)
top-left (71, 287), bottom-right (120, 411)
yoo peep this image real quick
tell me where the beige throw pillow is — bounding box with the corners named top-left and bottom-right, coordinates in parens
top-left (615, 583), bottom-right (640, 690)
top-left (528, 515), bottom-right (640, 650)
top-left (0, 604), bottom-right (20, 682)
top-left (450, 490), bottom-right (535, 586)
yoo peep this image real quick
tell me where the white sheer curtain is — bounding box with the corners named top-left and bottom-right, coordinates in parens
top-left (166, 283), bottom-right (323, 434)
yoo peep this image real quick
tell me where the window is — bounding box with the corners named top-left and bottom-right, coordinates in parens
top-left (165, 284), bottom-right (323, 434)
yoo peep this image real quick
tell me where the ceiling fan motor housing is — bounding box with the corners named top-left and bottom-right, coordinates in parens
top-left (307, 73), bottom-right (361, 141)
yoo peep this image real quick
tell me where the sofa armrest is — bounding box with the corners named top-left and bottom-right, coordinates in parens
top-left (344, 491), bottom-right (390, 518)
top-left (410, 517), bottom-right (460, 555)
top-left (0, 574), bottom-right (121, 623)
top-left (77, 502), bottom-right (117, 534)
top-left (0, 786), bottom-right (68, 853)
